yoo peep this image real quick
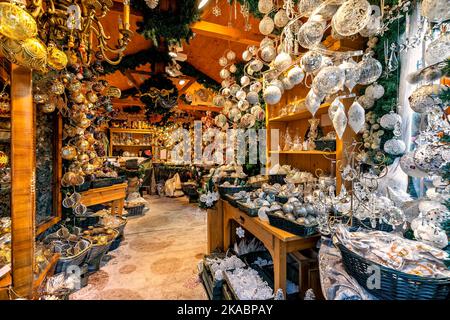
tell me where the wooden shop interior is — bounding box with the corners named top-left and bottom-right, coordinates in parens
top-left (0, 0), bottom-right (449, 301)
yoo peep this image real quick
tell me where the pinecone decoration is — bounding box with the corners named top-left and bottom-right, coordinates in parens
top-left (145, 0), bottom-right (159, 9)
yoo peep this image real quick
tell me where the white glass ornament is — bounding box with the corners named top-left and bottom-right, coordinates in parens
top-left (332, 107), bottom-right (348, 139)
top-left (240, 76), bottom-right (250, 87)
top-left (226, 50), bottom-right (236, 61)
top-left (380, 111), bottom-right (401, 130)
top-left (348, 101), bottom-right (365, 133)
top-left (258, 0), bottom-right (273, 14)
top-left (332, 0), bottom-right (372, 36)
top-left (425, 33), bottom-right (450, 66)
top-left (260, 37), bottom-right (274, 48)
top-left (274, 9), bottom-right (289, 28)
top-left (359, 5), bottom-right (381, 37)
top-left (399, 152), bottom-right (428, 178)
top-left (260, 45), bottom-right (276, 62)
top-left (229, 64), bottom-right (237, 73)
top-left (219, 56), bottom-right (228, 67)
top-left (246, 91), bottom-right (259, 105)
top-left (408, 84), bottom-right (442, 113)
top-left (250, 82), bottom-right (262, 93)
top-left (251, 105), bottom-right (265, 121)
top-left (263, 85), bottom-right (282, 105)
top-left (236, 89), bottom-right (247, 101)
top-left (297, 20), bottom-right (326, 49)
top-left (250, 59), bottom-right (264, 72)
top-left (238, 99), bottom-right (250, 111)
top-left (301, 51), bottom-right (322, 73)
top-left (230, 84), bottom-right (241, 97)
top-left (282, 77), bottom-right (295, 90)
top-left (421, 0), bottom-right (450, 23)
top-left (270, 79), bottom-right (285, 95)
top-left (339, 60), bottom-right (360, 92)
top-left (312, 66), bottom-right (345, 96)
top-left (213, 95), bottom-right (225, 107)
top-left (298, 0), bottom-right (338, 18)
top-left (365, 83), bottom-right (385, 100)
top-left (220, 68), bottom-right (230, 79)
top-left (287, 66), bottom-right (305, 85)
top-left (215, 114), bottom-right (228, 128)
top-left (414, 142), bottom-right (450, 173)
top-left (357, 95), bottom-right (375, 109)
top-left (222, 88), bottom-right (231, 97)
top-left (383, 138), bottom-right (406, 155)
top-left (357, 55), bottom-right (382, 85)
top-left (242, 50), bottom-right (252, 61)
top-left (305, 90), bottom-right (322, 116)
top-left (329, 98), bottom-right (344, 121)
top-left (228, 108), bottom-right (242, 122)
top-left (259, 15), bottom-right (275, 36)
top-left (274, 52), bottom-right (292, 70)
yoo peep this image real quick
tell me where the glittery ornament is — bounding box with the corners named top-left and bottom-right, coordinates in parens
top-left (305, 90), bottom-right (322, 116)
top-left (339, 60), bottom-right (360, 91)
top-left (348, 101), bottom-right (365, 133)
top-left (380, 111), bottom-right (401, 130)
top-left (312, 66), bottom-right (345, 96)
top-left (332, 0), bottom-right (372, 36)
top-left (258, 0), bottom-right (273, 14)
top-left (383, 139), bottom-right (406, 155)
top-left (329, 98), bottom-right (344, 121)
top-left (408, 84), bottom-right (443, 113)
top-left (357, 55), bottom-right (383, 85)
top-left (259, 15), bottom-right (275, 35)
top-left (332, 107), bottom-right (348, 139)
top-left (365, 83), bottom-right (385, 100)
top-left (287, 65), bottom-right (305, 85)
top-left (301, 51), bottom-right (322, 73)
top-left (263, 85), bottom-right (282, 105)
top-left (274, 52), bottom-right (292, 70)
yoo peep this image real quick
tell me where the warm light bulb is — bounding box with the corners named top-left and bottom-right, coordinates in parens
top-left (198, 0), bottom-right (209, 9)
top-left (179, 79), bottom-right (186, 85)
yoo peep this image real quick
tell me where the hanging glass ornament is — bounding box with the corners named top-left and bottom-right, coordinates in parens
top-left (236, 89), bottom-right (247, 101)
top-left (414, 142), bottom-right (450, 174)
top-left (357, 55), bottom-right (382, 85)
top-left (258, 0), bottom-right (273, 14)
top-left (365, 83), bottom-right (385, 100)
top-left (421, 0), bottom-right (450, 23)
top-left (261, 45), bottom-right (276, 62)
top-left (408, 84), bottom-right (442, 113)
top-left (380, 111), bottom-right (401, 130)
top-left (251, 105), bottom-right (265, 121)
top-left (220, 68), bottom-right (230, 79)
top-left (383, 138), bottom-right (406, 155)
top-left (260, 37), bottom-right (274, 48)
top-left (213, 95), bottom-right (225, 107)
top-left (348, 101), bottom-right (365, 133)
top-left (274, 52), bottom-right (292, 71)
top-left (250, 82), bottom-right (262, 93)
top-left (357, 95), bottom-right (375, 109)
top-left (305, 90), bottom-right (322, 116)
top-left (425, 33), bottom-right (450, 66)
top-left (230, 84), bottom-right (241, 97)
top-left (328, 97), bottom-right (344, 121)
top-left (229, 64), bottom-right (237, 73)
top-left (270, 79), bottom-right (285, 95)
top-left (359, 5), bottom-right (382, 37)
top-left (242, 50), bottom-right (252, 61)
top-left (282, 77), bottom-right (295, 90)
top-left (246, 91), bottom-right (259, 105)
top-left (287, 65), bottom-right (305, 85)
top-left (399, 152), bottom-right (428, 178)
top-left (297, 20), bottom-right (326, 49)
top-left (238, 99), bottom-right (250, 111)
top-left (249, 59), bottom-right (264, 72)
top-left (312, 66), bottom-right (345, 96)
top-left (259, 15), bottom-right (275, 35)
top-left (298, 0), bottom-right (338, 18)
top-left (229, 108), bottom-right (242, 123)
top-left (263, 85), bottom-right (282, 105)
top-left (339, 59), bottom-right (360, 92)
top-left (222, 87), bottom-right (231, 97)
top-left (332, 107), bottom-right (348, 139)
top-left (274, 9), bottom-right (289, 28)
top-left (219, 56), bottom-right (228, 67)
top-left (332, 0), bottom-right (371, 36)
top-left (301, 51), bottom-right (322, 73)
top-left (240, 76), bottom-right (250, 87)
top-left (226, 50), bottom-right (236, 61)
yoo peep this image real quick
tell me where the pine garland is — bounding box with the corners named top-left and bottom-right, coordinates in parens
top-left (132, 0), bottom-right (200, 46)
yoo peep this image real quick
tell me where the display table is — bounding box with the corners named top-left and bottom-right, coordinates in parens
top-left (219, 199), bottom-right (320, 296)
top-left (80, 183), bottom-right (127, 215)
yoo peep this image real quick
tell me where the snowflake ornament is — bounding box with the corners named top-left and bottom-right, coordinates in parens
top-left (236, 226), bottom-right (245, 238)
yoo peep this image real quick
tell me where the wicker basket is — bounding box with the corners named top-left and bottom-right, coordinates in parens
top-left (218, 185), bottom-right (250, 197)
top-left (54, 239), bottom-right (92, 274)
top-left (236, 200), bottom-right (260, 217)
top-left (92, 178), bottom-right (114, 189)
top-left (85, 229), bottom-right (119, 273)
top-left (108, 235), bottom-right (123, 252)
top-left (337, 243), bottom-right (450, 300)
top-left (75, 180), bottom-right (91, 192)
top-left (267, 212), bottom-right (318, 237)
top-left (124, 204), bottom-right (145, 217)
top-left (351, 217), bottom-right (394, 232)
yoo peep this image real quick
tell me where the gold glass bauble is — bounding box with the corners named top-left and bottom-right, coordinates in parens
top-left (82, 163), bottom-right (95, 175)
top-left (78, 117), bottom-right (91, 129)
top-left (88, 151), bottom-right (97, 159)
top-left (51, 80), bottom-right (65, 95)
top-left (68, 80), bottom-right (82, 92)
top-left (92, 157), bottom-right (104, 168)
top-left (76, 139), bottom-right (90, 152)
top-left (86, 133), bottom-right (96, 144)
top-left (77, 153), bottom-right (90, 163)
top-left (0, 2), bottom-right (38, 41)
top-left (72, 92), bottom-right (86, 104)
top-left (47, 45), bottom-right (68, 70)
top-left (41, 101), bottom-right (56, 113)
top-left (62, 171), bottom-right (77, 186)
top-left (86, 91), bottom-right (98, 103)
top-left (61, 145), bottom-right (77, 160)
top-left (20, 38), bottom-right (47, 72)
top-left (33, 92), bottom-right (48, 104)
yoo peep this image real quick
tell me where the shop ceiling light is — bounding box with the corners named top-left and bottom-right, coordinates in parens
top-left (198, 0), bottom-right (210, 9)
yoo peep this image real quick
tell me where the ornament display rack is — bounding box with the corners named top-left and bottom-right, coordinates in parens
top-left (108, 128), bottom-right (156, 157)
top-left (265, 85), bottom-right (356, 190)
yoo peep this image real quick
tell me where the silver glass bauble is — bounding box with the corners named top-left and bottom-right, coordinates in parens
top-left (250, 82), bottom-right (262, 93)
top-left (357, 55), bottom-right (382, 85)
top-left (259, 15), bottom-right (275, 36)
top-left (400, 151), bottom-right (428, 178)
top-left (240, 75), bottom-right (250, 87)
top-left (383, 138), bottom-right (406, 156)
top-left (297, 20), bottom-right (326, 49)
top-left (270, 79), bottom-right (285, 95)
top-left (312, 66), bottom-right (345, 96)
top-left (365, 83), bottom-right (385, 100)
top-left (339, 59), bottom-right (360, 91)
top-left (258, 0), bottom-right (273, 14)
top-left (421, 0), bottom-right (450, 23)
top-left (246, 91), bottom-right (259, 105)
top-left (301, 51), bottom-right (322, 73)
top-left (287, 65), bottom-right (305, 85)
top-left (332, 0), bottom-right (372, 36)
top-left (408, 84), bottom-right (442, 113)
top-left (263, 85), bottom-right (282, 105)
top-left (274, 9), bottom-right (289, 28)
top-left (282, 77), bottom-right (295, 90)
top-left (250, 59), bottom-right (264, 72)
top-left (219, 56), bottom-right (228, 67)
top-left (357, 95), bottom-right (375, 109)
top-left (380, 111), bottom-right (401, 130)
top-left (220, 68), bottom-right (230, 79)
top-left (274, 52), bottom-right (292, 71)
top-left (261, 45), bottom-right (277, 62)
top-left (242, 50), bottom-right (253, 61)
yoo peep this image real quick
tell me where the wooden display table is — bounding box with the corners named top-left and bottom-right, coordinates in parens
top-left (220, 199), bottom-right (320, 296)
top-left (80, 183), bottom-right (127, 215)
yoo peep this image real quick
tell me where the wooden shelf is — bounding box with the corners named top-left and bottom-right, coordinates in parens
top-left (269, 102), bottom-right (330, 122)
top-left (269, 150), bottom-right (336, 156)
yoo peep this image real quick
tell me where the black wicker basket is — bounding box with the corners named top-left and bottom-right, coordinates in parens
top-left (337, 243), bottom-right (450, 300)
top-left (92, 178), bottom-right (114, 189)
top-left (268, 174), bottom-right (287, 185)
top-left (236, 200), bottom-right (260, 217)
top-left (218, 185), bottom-right (250, 197)
top-left (352, 217), bottom-right (394, 232)
top-left (75, 180), bottom-right (91, 192)
top-left (267, 212), bottom-right (318, 237)
top-left (125, 204), bottom-right (145, 217)
top-left (111, 176), bottom-right (126, 185)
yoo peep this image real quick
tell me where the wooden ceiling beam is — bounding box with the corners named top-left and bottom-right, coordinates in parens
top-left (191, 21), bottom-right (261, 46)
top-left (178, 102), bottom-right (222, 113)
